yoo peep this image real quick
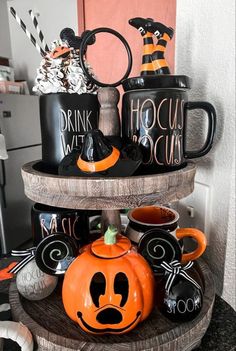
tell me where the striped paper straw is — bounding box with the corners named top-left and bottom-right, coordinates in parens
top-left (10, 7), bottom-right (46, 57)
top-left (29, 9), bottom-right (49, 52)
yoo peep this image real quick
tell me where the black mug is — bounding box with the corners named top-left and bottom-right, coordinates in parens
top-left (122, 75), bottom-right (216, 173)
top-left (31, 203), bottom-right (89, 247)
top-left (40, 92), bottom-right (99, 172)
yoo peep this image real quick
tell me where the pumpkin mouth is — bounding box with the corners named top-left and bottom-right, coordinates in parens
top-left (77, 311), bottom-right (141, 333)
top-left (96, 307), bottom-right (123, 324)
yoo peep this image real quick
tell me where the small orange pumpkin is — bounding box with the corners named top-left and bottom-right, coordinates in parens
top-left (62, 226), bottom-right (154, 334)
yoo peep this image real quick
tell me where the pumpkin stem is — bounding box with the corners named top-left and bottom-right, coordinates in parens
top-left (104, 225), bottom-right (118, 245)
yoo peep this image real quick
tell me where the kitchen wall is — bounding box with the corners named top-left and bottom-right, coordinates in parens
top-left (0, 0), bottom-right (12, 58)
top-left (7, 0), bottom-right (78, 90)
top-left (176, 0), bottom-right (235, 309)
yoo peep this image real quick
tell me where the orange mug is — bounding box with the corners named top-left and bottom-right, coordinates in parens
top-left (126, 206), bottom-right (207, 262)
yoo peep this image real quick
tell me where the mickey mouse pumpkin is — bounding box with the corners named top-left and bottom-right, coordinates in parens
top-left (62, 226), bottom-right (155, 334)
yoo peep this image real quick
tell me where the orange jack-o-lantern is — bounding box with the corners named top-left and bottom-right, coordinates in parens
top-left (62, 226), bottom-right (154, 334)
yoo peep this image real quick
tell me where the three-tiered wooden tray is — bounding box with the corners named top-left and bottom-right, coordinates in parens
top-left (9, 160), bottom-right (215, 351)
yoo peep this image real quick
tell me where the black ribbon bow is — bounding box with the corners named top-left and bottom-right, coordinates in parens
top-left (8, 247), bottom-right (36, 274)
top-left (160, 260), bottom-right (202, 294)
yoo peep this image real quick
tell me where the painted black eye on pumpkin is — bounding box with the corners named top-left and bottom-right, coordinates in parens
top-left (114, 272), bottom-right (129, 307)
top-left (90, 272), bottom-right (106, 308)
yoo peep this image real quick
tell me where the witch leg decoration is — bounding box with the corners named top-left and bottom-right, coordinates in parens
top-left (146, 21), bottom-right (174, 74)
top-left (129, 17), bottom-right (155, 76)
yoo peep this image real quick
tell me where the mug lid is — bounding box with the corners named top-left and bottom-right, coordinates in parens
top-left (122, 75), bottom-right (191, 92)
top-left (138, 228), bottom-right (182, 273)
top-left (91, 234), bottom-right (131, 258)
top-left (35, 233), bottom-right (78, 275)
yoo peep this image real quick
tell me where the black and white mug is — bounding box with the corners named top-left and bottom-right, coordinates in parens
top-left (125, 205), bottom-right (207, 263)
top-left (40, 93), bottom-right (99, 172)
top-left (31, 203), bottom-right (89, 247)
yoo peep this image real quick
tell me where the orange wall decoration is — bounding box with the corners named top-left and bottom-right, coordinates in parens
top-left (77, 0), bottom-right (176, 87)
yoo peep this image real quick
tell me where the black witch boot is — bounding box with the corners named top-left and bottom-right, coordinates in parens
top-left (145, 21), bottom-right (174, 74)
top-left (129, 17), bottom-right (155, 76)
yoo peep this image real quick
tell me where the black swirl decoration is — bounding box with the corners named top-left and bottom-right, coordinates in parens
top-left (138, 228), bottom-right (182, 274)
top-left (35, 233), bottom-right (78, 275)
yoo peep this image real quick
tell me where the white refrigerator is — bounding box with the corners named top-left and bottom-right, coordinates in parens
top-left (0, 94), bottom-right (41, 254)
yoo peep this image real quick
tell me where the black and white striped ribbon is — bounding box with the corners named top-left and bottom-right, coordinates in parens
top-left (160, 260), bottom-right (201, 294)
top-left (8, 247), bottom-right (36, 274)
top-left (29, 9), bottom-right (49, 52)
top-left (10, 7), bottom-right (46, 57)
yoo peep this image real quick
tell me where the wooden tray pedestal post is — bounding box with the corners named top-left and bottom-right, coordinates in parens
top-left (101, 209), bottom-right (122, 233)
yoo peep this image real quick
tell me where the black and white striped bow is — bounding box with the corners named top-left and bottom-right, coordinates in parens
top-left (8, 248), bottom-right (36, 274)
top-left (160, 260), bottom-right (201, 294)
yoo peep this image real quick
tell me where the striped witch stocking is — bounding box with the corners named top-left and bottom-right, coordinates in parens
top-left (146, 21), bottom-right (174, 74)
top-left (129, 17), bottom-right (155, 75)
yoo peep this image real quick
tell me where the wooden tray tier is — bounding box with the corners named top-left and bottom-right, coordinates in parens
top-left (9, 259), bottom-right (215, 351)
top-left (21, 161), bottom-right (196, 210)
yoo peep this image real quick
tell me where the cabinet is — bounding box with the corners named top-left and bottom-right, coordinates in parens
top-left (78, 0), bottom-right (176, 102)
top-left (78, 0), bottom-right (176, 76)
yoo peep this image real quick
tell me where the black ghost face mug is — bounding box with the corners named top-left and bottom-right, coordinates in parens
top-left (122, 75), bottom-right (216, 173)
top-left (125, 205), bottom-right (207, 262)
top-left (31, 203), bottom-right (89, 247)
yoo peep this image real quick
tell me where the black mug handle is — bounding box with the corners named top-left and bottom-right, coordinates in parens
top-left (183, 101), bottom-right (216, 159)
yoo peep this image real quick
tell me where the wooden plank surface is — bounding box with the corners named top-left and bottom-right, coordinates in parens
top-left (21, 161), bottom-right (196, 210)
top-left (9, 259), bottom-right (215, 351)
top-left (77, 0), bottom-right (176, 110)
top-left (79, 0), bottom-right (176, 80)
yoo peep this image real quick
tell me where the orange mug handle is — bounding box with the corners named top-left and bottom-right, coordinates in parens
top-left (176, 228), bottom-right (207, 263)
